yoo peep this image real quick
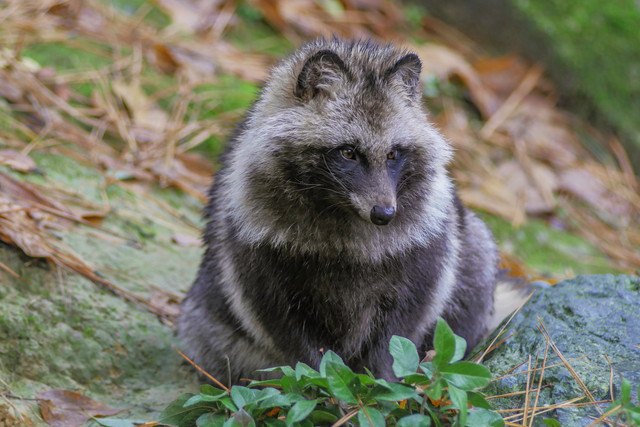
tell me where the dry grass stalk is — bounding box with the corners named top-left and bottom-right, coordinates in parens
top-left (527, 335), bottom-right (551, 426)
top-left (177, 349), bottom-right (230, 392)
top-left (538, 321), bottom-right (599, 412)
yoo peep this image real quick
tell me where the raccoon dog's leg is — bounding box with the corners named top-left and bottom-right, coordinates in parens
top-left (439, 208), bottom-right (498, 351)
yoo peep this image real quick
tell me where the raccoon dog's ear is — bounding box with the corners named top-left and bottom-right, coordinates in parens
top-left (295, 50), bottom-right (351, 100)
top-left (385, 53), bottom-right (422, 101)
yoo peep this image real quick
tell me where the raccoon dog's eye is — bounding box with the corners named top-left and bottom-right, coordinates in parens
top-left (340, 146), bottom-right (356, 160)
top-left (387, 149), bottom-right (398, 160)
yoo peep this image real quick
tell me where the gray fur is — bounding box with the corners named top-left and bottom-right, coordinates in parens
top-left (178, 38), bottom-right (498, 383)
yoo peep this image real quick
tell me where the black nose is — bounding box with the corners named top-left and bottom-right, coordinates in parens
top-left (370, 205), bottom-right (396, 225)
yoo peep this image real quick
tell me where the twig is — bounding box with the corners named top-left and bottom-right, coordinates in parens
top-left (177, 349), bottom-right (230, 392)
top-left (480, 64), bottom-right (544, 139)
top-left (331, 408), bottom-right (359, 427)
top-left (528, 332), bottom-right (551, 426)
top-left (476, 292), bottom-right (533, 363)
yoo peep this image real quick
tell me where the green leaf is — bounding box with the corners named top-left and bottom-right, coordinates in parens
top-left (390, 335), bottom-right (420, 378)
top-left (448, 384), bottom-right (467, 427)
top-left (160, 393), bottom-right (213, 427)
top-left (372, 380), bottom-right (419, 401)
top-left (357, 407), bottom-right (385, 427)
top-left (397, 414), bottom-right (431, 426)
top-left (230, 386), bottom-right (258, 409)
top-left (308, 409), bottom-right (339, 424)
top-left (219, 397), bottom-right (239, 413)
top-left (196, 413), bottom-right (226, 427)
top-left (94, 419), bottom-right (142, 427)
top-left (319, 351), bottom-right (346, 376)
top-left (441, 362), bottom-right (492, 390)
top-left (264, 419), bottom-right (286, 427)
top-left (466, 408), bottom-right (504, 427)
top-left (279, 376), bottom-right (301, 394)
top-left (201, 384), bottom-right (226, 396)
top-left (325, 362), bottom-right (358, 404)
top-left (432, 318), bottom-right (456, 369)
top-left (302, 376), bottom-right (329, 389)
top-left (247, 378), bottom-right (283, 388)
top-left (184, 392), bottom-right (227, 407)
top-left (257, 365), bottom-right (296, 377)
top-left (621, 378), bottom-right (632, 404)
top-left (295, 362), bottom-right (321, 380)
top-left (542, 419), bottom-right (561, 427)
top-left (467, 391), bottom-right (491, 409)
top-left (628, 408), bottom-right (640, 424)
top-left (402, 373), bottom-right (431, 385)
top-left (285, 400), bottom-right (318, 426)
top-left (425, 379), bottom-right (444, 402)
top-left (257, 393), bottom-right (293, 410)
top-left (223, 409), bottom-right (255, 427)
top-left (452, 335), bottom-right (467, 363)
top-left (357, 373), bottom-right (376, 386)
top-left (419, 362), bottom-right (434, 378)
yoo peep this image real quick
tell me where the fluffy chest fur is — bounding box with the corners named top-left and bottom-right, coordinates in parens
top-left (219, 225), bottom-right (454, 365)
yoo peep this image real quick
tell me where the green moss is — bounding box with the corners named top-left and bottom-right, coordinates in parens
top-left (23, 41), bottom-right (112, 72)
top-left (102, 0), bottom-right (171, 28)
top-left (481, 214), bottom-right (619, 276)
top-left (227, 9), bottom-right (294, 56)
top-left (22, 41), bottom-right (113, 97)
top-left (0, 153), bottom-right (204, 422)
top-left (188, 75), bottom-right (259, 156)
top-left (193, 75), bottom-right (259, 118)
top-left (513, 0), bottom-right (640, 157)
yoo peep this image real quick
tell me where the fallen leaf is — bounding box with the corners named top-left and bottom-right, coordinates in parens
top-left (558, 167), bottom-right (633, 221)
top-left (38, 389), bottom-right (120, 427)
top-left (496, 160), bottom-right (557, 215)
top-left (171, 233), bottom-right (201, 247)
top-left (0, 149), bottom-right (38, 172)
top-left (413, 44), bottom-right (500, 118)
top-left (474, 56), bottom-right (529, 100)
top-left (148, 288), bottom-right (182, 319)
top-left (112, 80), bottom-right (168, 134)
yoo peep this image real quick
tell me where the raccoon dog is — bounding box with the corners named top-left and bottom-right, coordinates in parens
top-left (178, 38), bottom-right (498, 383)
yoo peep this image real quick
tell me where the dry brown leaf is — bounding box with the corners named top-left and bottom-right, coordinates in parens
top-left (0, 172), bottom-right (106, 223)
top-left (0, 149), bottom-right (38, 172)
top-left (112, 80), bottom-right (169, 134)
top-left (154, 44), bottom-right (217, 82)
top-left (148, 288), bottom-right (183, 319)
top-left (474, 56), bottom-right (529, 100)
top-left (502, 96), bottom-right (581, 167)
top-left (148, 157), bottom-right (210, 202)
top-left (497, 160), bottom-right (558, 215)
top-left (558, 167), bottom-right (634, 221)
top-left (459, 178), bottom-right (526, 226)
top-left (0, 172), bottom-right (71, 218)
top-left (38, 389), bottom-right (120, 427)
top-left (150, 43), bottom-right (181, 74)
top-left (413, 44), bottom-right (500, 118)
top-left (156, 0), bottom-right (219, 33)
top-left (172, 233), bottom-right (202, 247)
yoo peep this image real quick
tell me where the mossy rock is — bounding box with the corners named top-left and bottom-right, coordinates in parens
top-left (417, 0), bottom-right (640, 168)
top-left (482, 275), bottom-right (640, 425)
top-left (0, 153), bottom-right (203, 424)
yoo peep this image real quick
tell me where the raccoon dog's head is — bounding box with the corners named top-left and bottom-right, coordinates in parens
top-left (223, 39), bottom-right (454, 260)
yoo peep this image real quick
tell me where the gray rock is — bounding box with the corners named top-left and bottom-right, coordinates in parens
top-left (481, 275), bottom-right (640, 426)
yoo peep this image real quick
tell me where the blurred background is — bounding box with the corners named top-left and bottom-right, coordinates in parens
top-left (0, 0), bottom-right (639, 423)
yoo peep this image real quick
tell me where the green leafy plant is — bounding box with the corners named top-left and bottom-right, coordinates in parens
top-left (100, 318), bottom-right (503, 426)
top-left (602, 378), bottom-right (640, 426)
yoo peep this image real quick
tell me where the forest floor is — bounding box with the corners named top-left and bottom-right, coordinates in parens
top-left (0, 0), bottom-right (638, 425)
